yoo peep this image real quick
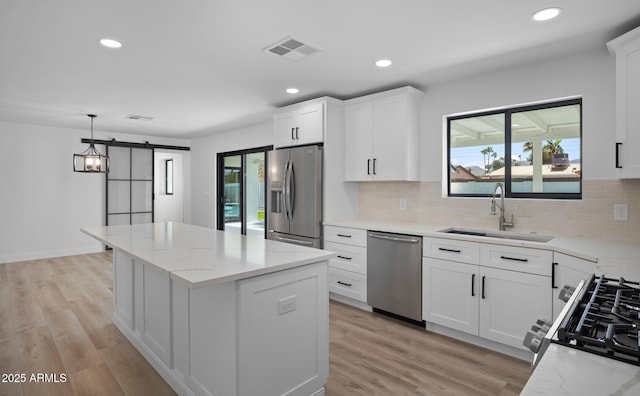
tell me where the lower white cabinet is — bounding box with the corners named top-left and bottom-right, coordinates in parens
top-left (552, 252), bottom-right (596, 320)
top-left (325, 225), bottom-right (368, 303)
top-left (328, 267), bottom-right (367, 302)
top-left (423, 258), bottom-right (478, 334)
top-left (479, 266), bottom-right (551, 350)
top-left (423, 238), bottom-right (553, 351)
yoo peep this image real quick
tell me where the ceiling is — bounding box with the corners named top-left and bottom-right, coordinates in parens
top-left (1, 1), bottom-right (640, 139)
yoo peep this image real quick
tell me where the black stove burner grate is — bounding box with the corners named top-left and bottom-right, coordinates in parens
top-left (554, 274), bottom-right (640, 366)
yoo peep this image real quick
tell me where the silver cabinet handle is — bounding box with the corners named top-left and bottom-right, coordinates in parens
top-left (271, 235), bottom-right (313, 246)
top-left (369, 233), bottom-right (420, 244)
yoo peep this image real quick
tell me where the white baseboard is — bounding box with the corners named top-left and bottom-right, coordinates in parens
top-left (329, 292), bottom-right (373, 312)
top-left (0, 246), bottom-right (105, 264)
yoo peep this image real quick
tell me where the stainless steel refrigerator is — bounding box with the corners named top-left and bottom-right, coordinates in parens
top-left (267, 145), bottom-right (323, 248)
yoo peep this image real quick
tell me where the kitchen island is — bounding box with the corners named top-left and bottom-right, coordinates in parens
top-left (81, 222), bottom-right (335, 396)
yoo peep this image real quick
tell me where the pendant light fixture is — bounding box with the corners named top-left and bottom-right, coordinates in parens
top-left (73, 114), bottom-right (110, 173)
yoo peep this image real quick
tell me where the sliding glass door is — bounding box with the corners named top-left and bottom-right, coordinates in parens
top-left (217, 146), bottom-right (271, 237)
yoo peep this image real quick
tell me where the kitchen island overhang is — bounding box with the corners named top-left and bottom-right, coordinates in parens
top-left (82, 222), bottom-right (335, 396)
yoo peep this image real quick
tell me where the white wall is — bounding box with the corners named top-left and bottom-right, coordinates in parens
top-left (0, 121), bottom-right (189, 263)
top-left (420, 46), bottom-right (616, 182)
top-left (190, 122), bottom-right (273, 229)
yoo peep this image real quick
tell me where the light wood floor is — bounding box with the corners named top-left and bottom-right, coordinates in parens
top-left (0, 252), bottom-right (531, 396)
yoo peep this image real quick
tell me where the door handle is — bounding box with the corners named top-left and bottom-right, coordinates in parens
top-left (373, 158), bottom-right (377, 175)
top-left (471, 273), bottom-right (476, 297)
top-left (283, 160), bottom-right (291, 220)
top-left (295, 127), bottom-right (299, 139)
top-left (337, 255), bottom-right (352, 260)
top-left (291, 127), bottom-right (295, 141)
top-left (438, 247), bottom-right (461, 253)
top-left (552, 262), bottom-right (558, 289)
top-left (481, 276), bottom-right (486, 299)
top-left (337, 281), bottom-right (352, 287)
top-left (616, 142), bottom-right (623, 168)
top-left (367, 159), bottom-right (371, 175)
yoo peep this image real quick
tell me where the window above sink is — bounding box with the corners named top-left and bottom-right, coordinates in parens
top-left (447, 97), bottom-right (582, 200)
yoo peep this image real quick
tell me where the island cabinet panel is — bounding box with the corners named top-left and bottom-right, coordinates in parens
top-left (109, 247), bottom-right (329, 396)
top-left (113, 250), bottom-right (134, 329)
top-left (140, 264), bottom-right (171, 368)
top-left (184, 282), bottom-right (237, 396)
top-left (237, 261), bottom-right (329, 396)
top-left (170, 282), bottom-right (189, 383)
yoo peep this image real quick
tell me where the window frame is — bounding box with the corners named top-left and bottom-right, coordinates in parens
top-left (165, 159), bottom-right (174, 195)
top-left (447, 97), bottom-right (582, 200)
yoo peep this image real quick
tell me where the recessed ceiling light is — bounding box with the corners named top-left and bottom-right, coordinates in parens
top-left (375, 59), bottom-right (392, 68)
top-left (99, 38), bottom-right (122, 48)
top-left (286, 88), bottom-right (299, 94)
top-left (532, 7), bottom-right (562, 22)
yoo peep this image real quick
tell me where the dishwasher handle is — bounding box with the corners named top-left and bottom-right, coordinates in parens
top-left (368, 233), bottom-right (421, 244)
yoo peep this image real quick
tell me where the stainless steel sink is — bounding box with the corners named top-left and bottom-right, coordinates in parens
top-left (438, 227), bottom-right (554, 243)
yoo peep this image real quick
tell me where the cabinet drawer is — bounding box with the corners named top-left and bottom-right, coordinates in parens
top-left (480, 244), bottom-right (552, 276)
top-left (328, 268), bottom-right (367, 302)
top-left (324, 241), bottom-right (367, 275)
top-left (324, 226), bottom-right (367, 246)
top-left (423, 237), bottom-right (480, 265)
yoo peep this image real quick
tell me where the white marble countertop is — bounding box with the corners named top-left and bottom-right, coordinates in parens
top-left (324, 219), bottom-right (640, 278)
top-left (520, 343), bottom-right (640, 395)
top-left (82, 222), bottom-right (335, 288)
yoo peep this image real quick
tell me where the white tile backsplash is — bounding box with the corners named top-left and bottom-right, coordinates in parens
top-left (358, 180), bottom-right (640, 243)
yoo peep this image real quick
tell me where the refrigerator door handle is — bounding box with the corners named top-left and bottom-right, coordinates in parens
top-left (284, 160), bottom-right (293, 221)
top-left (288, 161), bottom-right (295, 217)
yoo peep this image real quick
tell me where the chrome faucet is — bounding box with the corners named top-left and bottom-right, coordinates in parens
top-left (490, 183), bottom-right (513, 231)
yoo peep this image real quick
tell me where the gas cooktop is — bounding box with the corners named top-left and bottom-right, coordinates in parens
top-left (554, 274), bottom-right (640, 366)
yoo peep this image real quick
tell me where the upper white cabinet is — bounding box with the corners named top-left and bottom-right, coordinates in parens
top-left (607, 26), bottom-right (640, 178)
top-left (344, 86), bottom-right (423, 181)
top-left (274, 99), bottom-right (326, 148)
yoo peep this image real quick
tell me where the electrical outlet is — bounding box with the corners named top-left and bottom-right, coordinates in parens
top-left (277, 295), bottom-right (296, 315)
top-left (614, 204), bottom-right (628, 221)
top-left (399, 199), bottom-right (407, 210)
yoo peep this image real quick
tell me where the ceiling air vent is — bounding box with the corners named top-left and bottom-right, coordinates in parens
top-left (264, 36), bottom-right (320, 61)
top-left (126, 114), bottom-right (154, 121)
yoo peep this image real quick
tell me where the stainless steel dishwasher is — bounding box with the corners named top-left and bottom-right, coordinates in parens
top-left (367, 231), bottom-right (423, 323)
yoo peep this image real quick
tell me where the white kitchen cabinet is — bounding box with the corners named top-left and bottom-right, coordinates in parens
top-left (423, 237), bottom-right (552, 351)
top-left (423, 257), bottom-right (479, 335)
top-left (344, 86), bottom-right (423, 181)
top-left (551, 252), bottom-right (596, 320)
top-left (324, 225), bottom-right (368, 303)
top-left (274, 99), bottom-right (325, 148)
top-left (478, 266), bottom-right (551, 350)
top-left (607, 25), bottom-right (640, 178)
